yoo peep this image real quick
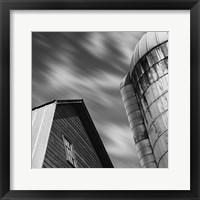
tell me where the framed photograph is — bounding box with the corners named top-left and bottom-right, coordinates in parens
top-left (1, 0), bottom-right (200, 199)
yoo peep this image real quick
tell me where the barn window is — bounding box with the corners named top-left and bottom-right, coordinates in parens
top-left (62, 134), bottom-right (78, 168)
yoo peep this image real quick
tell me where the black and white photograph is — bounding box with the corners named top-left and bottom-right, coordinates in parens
top-left (32, 31), bottom-right (168, 168)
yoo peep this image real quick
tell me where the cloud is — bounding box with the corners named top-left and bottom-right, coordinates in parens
top-left (32, 32), bottom-right (145, 167)
top-left (100, 123), bottom-right (140, 168)
top-left (81, 32), bottom-right (109, 59)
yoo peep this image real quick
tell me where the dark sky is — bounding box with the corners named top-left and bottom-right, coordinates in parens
top-left (32, 32), bottom-right (146, 168)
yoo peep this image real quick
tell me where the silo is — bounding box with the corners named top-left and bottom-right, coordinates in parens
top-left (121, 32), bottom-right (168, 168)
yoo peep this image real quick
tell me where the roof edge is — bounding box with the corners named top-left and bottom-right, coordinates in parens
top-left (32, 99), bottom-right (83, 111)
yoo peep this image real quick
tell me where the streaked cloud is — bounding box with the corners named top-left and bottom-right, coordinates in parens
top-left (32, 32), bottom-right (146, 167)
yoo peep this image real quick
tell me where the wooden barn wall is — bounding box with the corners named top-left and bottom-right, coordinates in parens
top-left (32, 103), bottom-right (56, 168)
top-left (43, 104), bottom-right (103, 168)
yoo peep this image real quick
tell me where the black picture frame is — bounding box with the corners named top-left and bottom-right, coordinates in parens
top-left (0, 0), bottom-right (200, 199)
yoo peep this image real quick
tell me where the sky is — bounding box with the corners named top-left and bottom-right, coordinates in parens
top-left (32, 32), bottom-right (146, 168)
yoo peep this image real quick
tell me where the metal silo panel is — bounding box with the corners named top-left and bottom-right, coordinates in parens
top-left (128, 111), bottom-right (142, 122)
top-left (147, 32), bottom-right (158, 51)
top-left (144, 162), bottom-right (157, 168)
top-left (138, 146), bottom-right (153, 159)
top-left (125, 33), bottom-right (168, 168)
top-left (161, 42), bottom-right (168, 57)
top-left (129, 117), bottom-right (143, 127)
top-left (124, 96), bottom-right (138, 107)
top-left (126, 103), bottom-right (140, 115)
top-left (140, 153), bottom-right (156, 167)
top-left (122, 90), bottom-right (135, 102)
top-left (158, 152), bottom-right (168, 168)
top-left (125, 101), bottom-right (139, 111)
top-left (153, 131), bottom-right (168, 167)
top-left (121, 84), bottom-right (135, 93)
top-left (133, 131), bottom-right (148, 144)
top-left (132, 124), bottom-right (145, 134)
top-left (134, 42), bottom-right (140, 69)
top-left (157, 32), bottom-right (168, 44)
top-left (124, 99), bottom-right (138, 110)
top-left (135, 139), bottom-right (151, 151)
top-left (120, 75), bottom-right (157, 168)
top-left (139, 33), bottom-right (148, 59)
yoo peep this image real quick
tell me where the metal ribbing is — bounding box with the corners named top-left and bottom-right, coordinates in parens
top-left (120, 74), bottom-right (157, 168)
top-left (130, 32), bottom-right (168, 74)
top-left (130, 41), bottom-right (168, 168)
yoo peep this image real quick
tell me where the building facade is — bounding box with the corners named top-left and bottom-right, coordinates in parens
top-left (120, 32), bottom-right (168, 168)
top-left (32, 99), bottom-right (113, 168)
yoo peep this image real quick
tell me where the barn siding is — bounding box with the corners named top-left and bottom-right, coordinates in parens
top-left (32, 102), bottom-right (56, 168)
top-left (44, 104), bottom-right (103, 168)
